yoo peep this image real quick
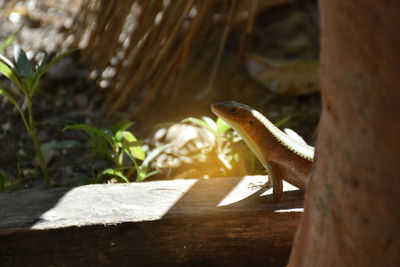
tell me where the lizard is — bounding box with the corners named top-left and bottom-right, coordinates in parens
top-left (211, 101), bottom-right (314, 202)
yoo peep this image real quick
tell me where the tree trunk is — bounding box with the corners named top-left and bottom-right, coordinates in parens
top-left (289, 1), bottom-right (400, 266)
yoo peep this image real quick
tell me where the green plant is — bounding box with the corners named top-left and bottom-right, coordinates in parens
top-left (183, 115), bottom-right (292, 175)
top-left (182, 116), bottom-right (241, 171)
top-left (0, 35), bottom-right (76, 185)
top-left (63, 121), bottom-right (170, 183)
top-left (274, 116), bottom-right (292, 128)
top-left (135, 143), bottom-right (172, 181)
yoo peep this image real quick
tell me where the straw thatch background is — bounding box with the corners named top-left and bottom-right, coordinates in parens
top-left (72, 1), bottom-right (260, 116)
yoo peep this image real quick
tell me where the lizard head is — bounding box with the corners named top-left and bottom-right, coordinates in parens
top-left (211, 101), bottom-right (260, 131)
top-left (210, 101), bottom-right (269, 151)
top-left (211, 100), bottom-right (272, 173)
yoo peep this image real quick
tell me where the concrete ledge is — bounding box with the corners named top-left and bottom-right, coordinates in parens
top-left (0, 176), bottom-right (304, 266)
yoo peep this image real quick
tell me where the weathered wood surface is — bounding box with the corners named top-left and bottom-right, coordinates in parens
top-left (0, 176), bottom-right (304, 266)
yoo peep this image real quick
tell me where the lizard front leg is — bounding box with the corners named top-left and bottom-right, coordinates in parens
top-left (265, 163), bottom-right (283, 202)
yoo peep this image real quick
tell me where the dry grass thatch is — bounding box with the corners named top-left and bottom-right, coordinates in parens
top-left (74, 0), bottom-right (258, 116)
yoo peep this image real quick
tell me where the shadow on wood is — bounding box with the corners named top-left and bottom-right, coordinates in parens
top-left (1, 176), bottom-right (304, 266)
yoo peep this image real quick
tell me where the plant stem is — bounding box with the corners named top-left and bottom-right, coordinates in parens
top-left (30, 128), bottom-right (50, 186)
top-left (27, 98), bottom-right (50, 186)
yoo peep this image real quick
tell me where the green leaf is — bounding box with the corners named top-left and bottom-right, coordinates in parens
top-left (274, 116), bottom-right (291, 128)
top-left (14, 45), bottom-right (33, 78)
top-left (0, 20), bottom-right (26, 51)
top-left (100, 168), bottom-right (129, 183)
top-left (182, 117), bottom-right (215, 133)
top-left (137, 144), bottom-right (171, 181)
top-left (114, 121), bottom-right (134, 140)
top-left (0, 59), bottom-right (22, 87)
top-left (121, 131), bottom-right (145, 160)
top-left (216, 117), bottom-right (231, 135)
top-left (137, 170), bottom-right (160, 182)
top-left (0, 61), bottom-right (15, 81)
top-left (63, 124), bottom-right (113, 144)
top-left (218, 153), bottom-right (232, 170)
top-left (144, 144), bottom-right (171, 167)
top-left (112, 120), bottom-right (133, 134)
top-left (63, 124), bottom-right (122, 163)
top-left (0, 88), bottom-right (20, 109)
top-left (0, 54), bottom-right (16, 69)
top-left (0, 87), bottom-right (29, 130)
top-left (201, 116), bottom-right (217, 131)
top-left (31, 48), bottom-right (78, 91)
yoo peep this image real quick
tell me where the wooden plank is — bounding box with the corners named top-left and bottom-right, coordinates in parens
top-left (0, 176), bottom-right (304, 266)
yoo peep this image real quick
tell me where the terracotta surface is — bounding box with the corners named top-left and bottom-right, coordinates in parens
top-left (289, 1), bottom-right (400, 266)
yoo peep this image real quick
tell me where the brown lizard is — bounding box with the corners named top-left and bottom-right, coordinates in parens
top-left (211, 101), bottom-right (314, 202)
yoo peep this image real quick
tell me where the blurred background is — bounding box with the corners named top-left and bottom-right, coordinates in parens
top-left (0, 0), bottom-right (321, 188)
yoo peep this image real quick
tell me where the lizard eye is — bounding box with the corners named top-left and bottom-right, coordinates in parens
top-left (228, 107), bottom-right (237, 114)
top-left (249, 119), bottom-right (254, 125)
